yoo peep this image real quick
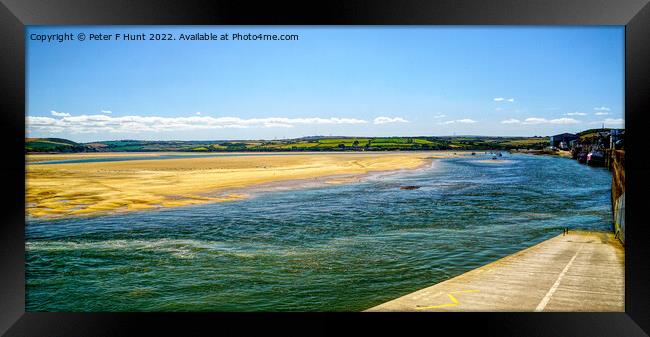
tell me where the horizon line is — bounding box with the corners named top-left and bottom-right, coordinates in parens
top-left (27, 128), bottom-right (624, 144)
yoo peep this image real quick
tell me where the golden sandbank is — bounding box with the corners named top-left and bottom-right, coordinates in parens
top-left (27, 152), bottom-right (458, 218)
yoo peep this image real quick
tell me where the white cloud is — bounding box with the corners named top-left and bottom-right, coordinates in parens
top-left (522, 117), bottom-right (547, 125)
top-left (549, 118), bottom-right (579, 124)
top-left (27, 114), bottom-right (370, 134)
top-left (566, 112), bottom-right (587, 116)
top-left (604, 118), bottom-right (624, 123)
top-left (433, 114), bottom-right (446, 119)
top-left (262, 122), bottom-right (293, 128)
top-left (51, 110), bottom-right (71, 117)
top-left (603, 118), bottom-right (624, 126)
top-left (457, 118), bottom-right (476, 123)
top-left (522, 117), bottom-right (579, 125)
top-left (594, 106), bottom-right (611, 111)
top-left (101, 110), bottom-right (112, 114)
top-left (30, 116), bottom-right (59, 125)
top-left (195, 112), bottom-right (201, 115)
top-left (438, 118), bottom-right (477, 125)
top-left (493, 97), bottom-right (504, 102)
top-left (494, 97), bottom-right (514, 102)
top-left (501, 118), bottom-right (521, 124)
top-left (373, 116), bottom-right (409, 124)
top-left (595, 112), bottom-right (609, 116)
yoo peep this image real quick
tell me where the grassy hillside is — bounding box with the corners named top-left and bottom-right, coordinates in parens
top-left (27, 136), bottom-right (550, 153)
top-left (25, 138), bottom-right (93, 153)
top-left (576, 128), bottom-right (612, 143)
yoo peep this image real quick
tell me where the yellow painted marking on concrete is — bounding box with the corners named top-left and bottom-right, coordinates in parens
top-left (415, 290), bottom-right (479, 310)
top-left (367, 232), bottom-right (624, 312)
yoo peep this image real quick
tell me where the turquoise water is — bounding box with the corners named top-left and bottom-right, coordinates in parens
top-left (25, 153), bottom-right (613, 311)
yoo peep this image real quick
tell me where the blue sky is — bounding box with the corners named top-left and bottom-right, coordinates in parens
top-left (27, 26), bottom-right (624, 142)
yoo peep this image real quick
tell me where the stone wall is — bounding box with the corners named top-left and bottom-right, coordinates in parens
top-left (611, 150), bottom-right (625, 244)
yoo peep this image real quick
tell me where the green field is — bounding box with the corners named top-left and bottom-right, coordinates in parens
top-left (26, 135), bottom-right (550, 153)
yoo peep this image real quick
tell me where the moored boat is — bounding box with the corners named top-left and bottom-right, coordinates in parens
top-left (587, 150), bottom-right (605, 166)
top-left (577, 151), bottom-right (588, 163)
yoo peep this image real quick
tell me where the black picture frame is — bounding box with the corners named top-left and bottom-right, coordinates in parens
top-left (1, 0), bottom-right (649, 336)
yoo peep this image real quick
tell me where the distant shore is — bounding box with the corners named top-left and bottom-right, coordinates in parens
top-left (27, 151), bottom-right (463, 218)
top-left (511, 148), bottom-right (572, 158)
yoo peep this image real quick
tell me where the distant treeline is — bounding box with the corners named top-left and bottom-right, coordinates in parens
top-left (26, 136), bottom-right (550, 153)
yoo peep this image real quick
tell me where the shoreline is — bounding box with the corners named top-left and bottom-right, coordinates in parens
top-left (207, 157), bottom-right (438, 200)
top-left (26, 150), bottom-right (477, 163)
top-left (367, 231), bottom-right (623, 312)
top-left (27, 152), bottom-right (457, 219)
top-left (511, 148), bottom-right (572, 158)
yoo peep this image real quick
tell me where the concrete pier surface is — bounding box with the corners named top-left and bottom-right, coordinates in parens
top-left (366, 231), bottom-right (624, 312)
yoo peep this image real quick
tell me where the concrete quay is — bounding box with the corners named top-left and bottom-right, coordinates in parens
top-left (366, 231), bottom-right (624, 312)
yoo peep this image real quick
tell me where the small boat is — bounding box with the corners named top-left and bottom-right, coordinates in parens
top-left (587, 150), bottom-right (605, 166)
top-left (577, 151), bottom-right (588, 163)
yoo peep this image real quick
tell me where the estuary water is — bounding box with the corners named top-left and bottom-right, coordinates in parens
top-left (25, 153), bottom-right (613, 311)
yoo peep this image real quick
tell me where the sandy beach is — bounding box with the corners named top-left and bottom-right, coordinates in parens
top-left (27, 152), bottom-right (459, 218)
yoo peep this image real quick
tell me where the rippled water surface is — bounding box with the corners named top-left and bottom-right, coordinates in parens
top-left (26, 154), bottom-right (613, 311)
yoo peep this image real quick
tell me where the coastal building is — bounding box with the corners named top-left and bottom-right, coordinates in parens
top-left (549, 133), bottom-right (578, 150)
top-left (610, 129), bottom-right (625, 149)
